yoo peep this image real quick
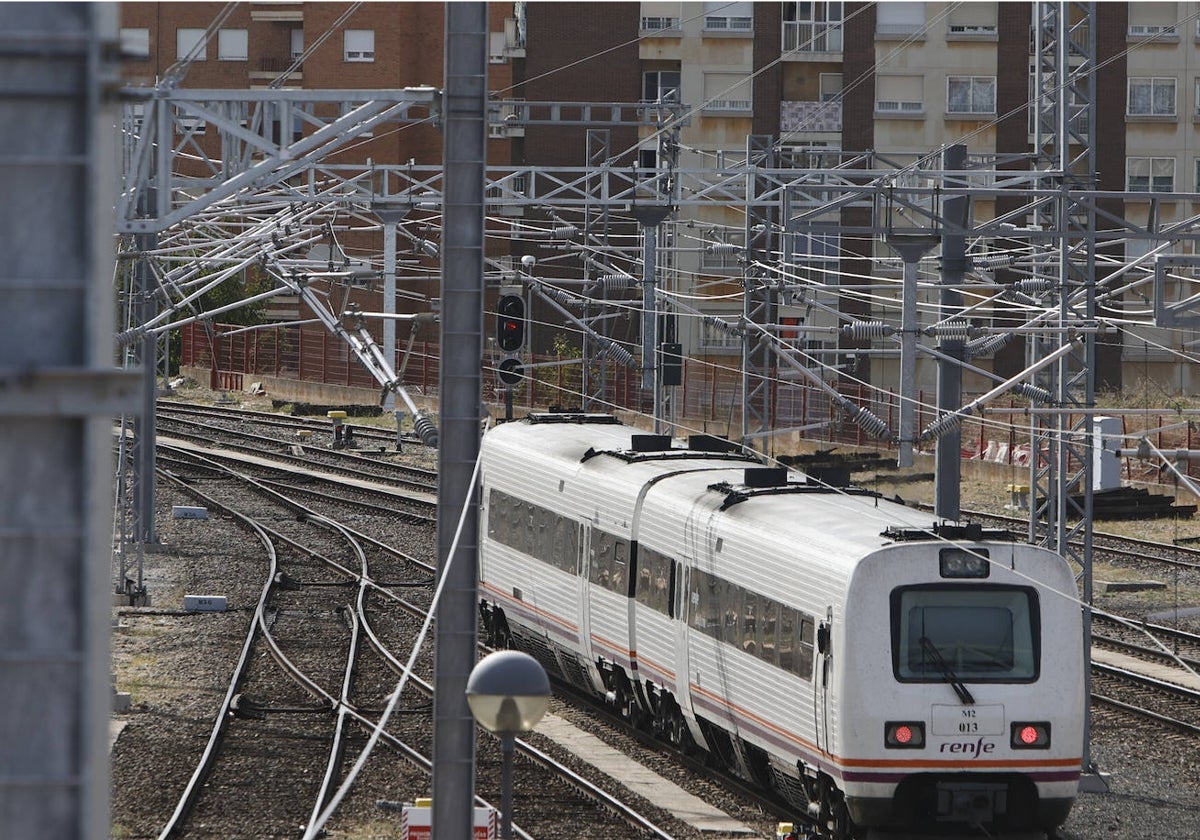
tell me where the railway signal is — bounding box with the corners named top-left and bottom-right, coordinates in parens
top-left (496, 292), bottom-right (526, 353)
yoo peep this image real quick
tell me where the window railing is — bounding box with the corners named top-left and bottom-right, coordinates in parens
top-left (1128, 23), bottom-right (1178, 37)
top-left (641, 16), bottom-right (679, 31)
top-left (783, 20), bottom-right (843, 52)
top-left (704, 98), bottom-right (752, 112)
top-left (948, 23), bottom-right (997, 36)
top-left (876, 100), bottom-right (924, 114)
top-left (705, 15), bottom-right (753, 31)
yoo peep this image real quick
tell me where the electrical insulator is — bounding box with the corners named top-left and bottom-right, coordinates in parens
top-left (1011, 279), bottom-right (1055, 294)
top-left (1010, 382), bottom-right (1052, 404)
top-left (597, 274), bottom-right (637, 291)
top-left (706, 242), bottom-right (741, 255)
top-left (842, 321), bottom-right (893, 340)
top-left (552, 225), bottom-right (578, 240)
top-left (972, 253), bottom-right (1019, 270)
top-left (848, 406), bottom-right (893, 441)
top-left (920, 412), bottom-right (963, 442)
top-left (928, 321), bottom-right (973, 341)
top-left (965, 333), bottom-right (1011, 359)
top-left (412, 412), bottom-right (439, 448)
top-left (599, 341), bottom-right (636, 367)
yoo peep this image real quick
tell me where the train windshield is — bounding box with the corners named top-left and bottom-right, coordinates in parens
top-left (891, 585), bottom-right (1039, 683)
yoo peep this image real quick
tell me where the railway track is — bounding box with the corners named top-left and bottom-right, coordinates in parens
top-left (111, 436), bottom-right (713, 839)
top-left (122, 398), bottom-right (1200, 838)
top-left (156, 403), bottom-right (439, 493)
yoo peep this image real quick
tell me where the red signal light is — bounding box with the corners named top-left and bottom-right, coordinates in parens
top-left (885, 721), bottom-right (924, 749)
top-left (1010, 721), bottom-right (1050, 749)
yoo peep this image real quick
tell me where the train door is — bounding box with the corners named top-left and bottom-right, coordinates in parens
top-left (814, 607), bottom-right (834, 759)
top-left (577, 525), bottom-right (604, 695)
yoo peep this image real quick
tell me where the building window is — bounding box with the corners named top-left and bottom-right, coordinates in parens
top-left (703, 1), bottom-right (752, 32)
top-left (782, 2), bottom-right (843, 52)
top-left (120, 28), bottom-right (150, 60)
top-left (876, 74), bottom-right (924, 115)
top-left (698, 315), bottom-right (742, 351)
top-left (177, 28), bottom-right (207, 61)
top-left (702, 73), bottom-right (752, 113)
top-left (290, 29), bottom-right (304, 60)
top-left (1195, 158), bottom-right (1200, 192)
top-left (876, 2), bottom-right (924, 38)
top-left (642, 69), bottom-right (681, 104)
top-left (947, 76), bottom-right (995, 115)
top-left (218, 29), bottom-right (248, 61)
top-left (1128, 2), bottom-right (1178, 38)
top-left (1127, 157), bottom-right (1175, 192)
top-left (344, 29), bottom-right (375, 62)
top-left (1128, 77), bottom-right (1176, 116)
top-left (820, 73), bottom-right (842, 101)
top-left (947, 4), bottom-right (997, 38)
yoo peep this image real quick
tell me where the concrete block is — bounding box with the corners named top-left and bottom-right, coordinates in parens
top-left (172, 505), bottom-right (208, 519)
top-left (184, 594), bottom-right (227, 612)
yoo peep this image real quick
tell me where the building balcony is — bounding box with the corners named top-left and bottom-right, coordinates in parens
top-left (250, 4), bottom-right (303, 23)
top-left (781, 100), bottom-right (841, 134)
top-left (782, 21), bottom-right (843, 56)
top-left (249, 56), bottom-right (303, 82)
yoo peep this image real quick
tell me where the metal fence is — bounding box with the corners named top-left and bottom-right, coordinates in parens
top-left (183, 321), bottom-right (1199, 480)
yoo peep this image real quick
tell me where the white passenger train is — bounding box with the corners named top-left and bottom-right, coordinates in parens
top-left (477, 413), bottom-right (1084, 838)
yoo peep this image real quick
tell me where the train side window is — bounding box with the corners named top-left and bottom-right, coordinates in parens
top-left (612, 537), bottom-right (629, 595)
top-left (758, 601), bottom-right (779, 667)
top-left (741, 591), bottom-right (760, 655)
top-left (696, 571), bottom-right (723, 636)
top-left (635, 546), bottom-right (673, 615)
top-left (797, 615), bottom-right (815, 678)
top-left (721, 581), bottom-right (741, 646)
top-left (590, 530), bottom-right (612, 586)
top-left (778, 607), bottom-right (797, 673)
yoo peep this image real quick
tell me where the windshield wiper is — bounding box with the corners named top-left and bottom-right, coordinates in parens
top-left (919, 636), bottom-right (975, 705)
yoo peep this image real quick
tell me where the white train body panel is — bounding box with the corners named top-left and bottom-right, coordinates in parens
top-left (478, 415), bottom-right (1084, 836)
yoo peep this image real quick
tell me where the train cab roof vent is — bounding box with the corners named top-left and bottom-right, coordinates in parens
top-left (882, 522), bottom-right (1016, 542)
top-left (688, 434), bottom-right (742, 454)
top-left (707, 475), bottom-right (879, 510)
top-left (526, 412), bottom-right (622, 425)
top-left (631, 434), bottom-right (673, 452)
top-left (806, 465), bottom-right (851, 488)
top-left (744, 467), bottom-right (787, 488)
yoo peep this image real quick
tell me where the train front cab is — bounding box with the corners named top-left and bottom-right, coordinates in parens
top-left (837, 542), bottom-right (1083, 836)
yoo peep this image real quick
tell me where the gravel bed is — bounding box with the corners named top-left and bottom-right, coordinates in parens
top-left (112, 396), bottom-right (1200, 839)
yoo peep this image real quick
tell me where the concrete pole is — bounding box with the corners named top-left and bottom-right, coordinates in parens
top-left (935, 144), bottom-right (968, 520)
top-left (887, 237), bottom-right (937, 468)
top-left (375, 208), bottom-right (411, 413)
top-left (633, 206), bottom-right (671, 433)
top-left (433, 5), bottom-right (486, 839)
top-left (0, 5), bottom-right (133, 838)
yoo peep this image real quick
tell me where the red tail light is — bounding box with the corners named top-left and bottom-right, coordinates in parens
top-left (1011, 722), bottom-right (1051, 748)
top-left (885, 721), bottom-right (925, 749)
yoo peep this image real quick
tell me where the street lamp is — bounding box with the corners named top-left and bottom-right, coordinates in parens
top-left (466, 650), bottom-right (551, 840)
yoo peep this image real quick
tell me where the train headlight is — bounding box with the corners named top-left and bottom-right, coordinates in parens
top-left (1010, 722), bottom-right (1051, 749)
top-left (939, 548), bottom-right (990, 578)
top-left (885, 721), bottom-right (925, 749)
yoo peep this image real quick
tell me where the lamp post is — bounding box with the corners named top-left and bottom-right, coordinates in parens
top-left (465, 651), bottom-right (551, 840)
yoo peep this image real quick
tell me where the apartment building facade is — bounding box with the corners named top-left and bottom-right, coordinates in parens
top-left (121, 2), bottom-right (1200, 401)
